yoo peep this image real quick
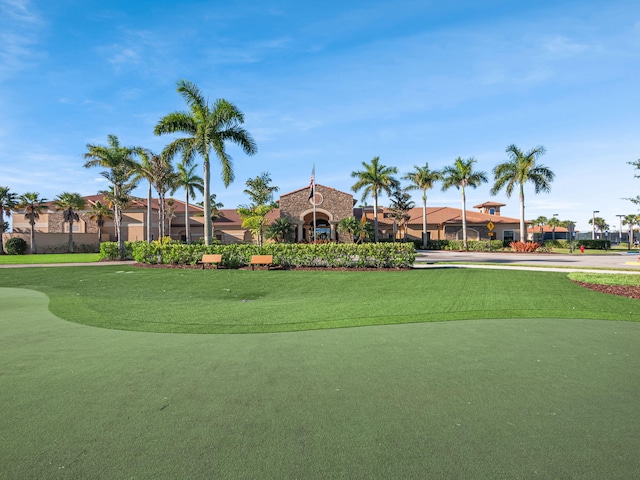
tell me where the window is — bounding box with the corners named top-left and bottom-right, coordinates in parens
top-left (489, 208), bottom-right (496, 215)
top-left (503, 230), bottom-right (515, 242)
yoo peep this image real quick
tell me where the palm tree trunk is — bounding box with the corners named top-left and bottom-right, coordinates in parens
top-left (146, 182), bottom-right (152, 242)
top-left (373, 194), bottom-right (379, 243)
top-left (29, 219), bottom-right (36, 254)
top-left (203, 157), bottom-right (212, 245)
top-left (519, 184), bottom-right (526, 241)
top-left (68, 214), bottom-right (74, 253)
top-left (0, 209), bottom-right (5, 255)
top-left (422, 193), bottom-right (427, 249)
top-left (185, 193), bottom-right (191, 244)
top-left (461, 186), bottom-right (468, 250)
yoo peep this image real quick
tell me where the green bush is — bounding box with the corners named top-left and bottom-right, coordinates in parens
top-left (543, 240), bottom-right (570, 249)
top-left (131, 242), bottom-right (416, 269)
top-left (576, 240), bottom-right (611, 250)
top-left (98, 241), bottom-right (142, 260)
top-left (5, 237), bottom-right (27, 255)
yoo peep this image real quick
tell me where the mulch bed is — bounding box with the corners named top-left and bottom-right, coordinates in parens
top-left (572, 281), bottom-right (640, 299)
top-left (132, 263), bottom-right (409, 271)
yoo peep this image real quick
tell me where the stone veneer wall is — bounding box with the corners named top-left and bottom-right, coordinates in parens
top-left (279, 185), bottom-right (354, 222)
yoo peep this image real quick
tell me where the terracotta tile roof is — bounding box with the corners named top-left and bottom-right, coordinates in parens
top-left (360, 206), bottom-right (522, 226)
top-left (473, 201), bottom-right (506, 208)
top-left (214, 208), bottom-right (281, 227)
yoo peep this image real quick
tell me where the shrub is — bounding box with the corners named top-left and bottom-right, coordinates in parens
top-left (5, 237), bottom-right (27, 255)
top-left (544, 240), bottom-right (570, 249)
top-left (131, 242), bottom-right (416, 269)
top-left (576, 240), bottom-right (611, 250)
top-left (509, 241), bottom-right (541, 253)
top-left (98, 241), bottom-right (141, 260)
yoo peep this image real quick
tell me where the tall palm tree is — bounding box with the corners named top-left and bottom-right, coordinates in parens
top-left (18, 192), bottom-right (47, 254)
top-left (154, 79), bottom-right (257, 245)
top-left (87, 200), bottom-right (112, 244)
top-left (54, 192), bottom-right (86, 253)
top-left (441, 157), bottom-right (488, 250)
top-left (403, 163), bottom-right (442, 248)
top-left (351, 156), bottom-right (399, 242)
top-left (173, 161), bottom-right (204, 244)
top-left (136, 150), bottom-right (177, 240)
top-left (132, 149), bottom-right (156, 243)
top-left (491, 144), bottom-right (554, 242)
top-left (0, 186), bottom-right (18, 254)
top-left (83, 135), bottom-right (139, 258)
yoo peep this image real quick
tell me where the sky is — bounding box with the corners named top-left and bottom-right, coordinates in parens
top-left (1, 0), bottom-right (639, 233)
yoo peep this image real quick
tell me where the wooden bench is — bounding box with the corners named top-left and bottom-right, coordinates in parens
top-left (249, 254), bottom-right (273, 270)
top-left (197, 254), bottom-right (223, 269)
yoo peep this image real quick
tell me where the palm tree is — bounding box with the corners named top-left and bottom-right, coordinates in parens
top-left (172, 161), bottom-right (204, 244)
top-left (532, 215), bottom-right (548, 243)
top-left (84, 134), bottom-right (140, 258)
top-left (622, 214), bottom-right (640, 248)
top-left (138, 150), bottom-right (177, 240)
top-left (87, 200), bottom-right (112, 244)
top-left (265, 216), bottom-right (295, 243)
top-left (388, 188), bottom-right (415, 241)
top-left (0, 187), bottom-right (18, 254)
top-left (441, 157), bottom-right (488, 250)
top-left (132, 149), bottom-right (156, 243)
top-left (154, 79), bottom-right (257, 245)
top-left (238, 172), bottom-right (279, 247)
top-left (351, 156), bottom-right (399, 242)
top-left (546, 216), bottom-right (562, 242)
top-left (403, 164), bottom-right (441, 248)
top-left (588, 216), bottom-right (609, 239)
top-left (18, 192), bottom-right (47, 254)
top-left (491, 144), bottom-right (554, 242)
top-left (337, 216), bottom-right (362, 243)
top-left (54, 192), bottom-right (86, 253)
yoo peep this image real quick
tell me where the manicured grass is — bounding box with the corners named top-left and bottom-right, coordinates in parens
top-left (0, 252), bottom-right (100, 264)
top-left (568, 272), bottom-right (640, 286)
top-left (0, 266), bottom-right (638, 333)
top-left (1, 288), bottom-right (639, 479)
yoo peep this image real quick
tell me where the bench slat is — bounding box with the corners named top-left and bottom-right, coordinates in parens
top-left (198, 254), bottom-right (223, 269)
top-left (249, 255), bottom-right (273, 270)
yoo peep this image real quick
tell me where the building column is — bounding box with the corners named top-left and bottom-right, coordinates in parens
top-left (297, 222), bottom-right (304, 242)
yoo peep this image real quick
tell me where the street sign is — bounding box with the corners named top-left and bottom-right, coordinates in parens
top-left (487, 221), bottom-right (495, 231)
top-left (488, 232), bottom-right (495, 237)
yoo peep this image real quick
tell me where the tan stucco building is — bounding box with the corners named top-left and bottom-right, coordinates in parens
top-left (6, 186), bottom-right (526, 252)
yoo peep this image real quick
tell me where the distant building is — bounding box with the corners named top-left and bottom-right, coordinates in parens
top-left (7, 184), bottom-right (526, 251)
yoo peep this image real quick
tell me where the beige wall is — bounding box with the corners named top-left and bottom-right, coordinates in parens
top-left (2, 232), bottom-right (100, 254)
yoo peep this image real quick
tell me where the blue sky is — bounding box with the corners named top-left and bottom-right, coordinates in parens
top-left (1, 0), bottom-right (639, 232)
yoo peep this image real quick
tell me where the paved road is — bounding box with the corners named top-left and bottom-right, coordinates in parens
top-left (415, 250), bottom-right (640, 273)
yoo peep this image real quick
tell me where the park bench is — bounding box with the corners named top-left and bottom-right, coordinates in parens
top-left (197, 254), bottom-right (223, 269)
top-left (249, 254), bottom-right (274, 270)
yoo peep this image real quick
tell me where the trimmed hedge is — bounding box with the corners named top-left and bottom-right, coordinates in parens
top-left (124, 241), bottom-right (416, 269)
top-left (576, 239), bottom-right (611, 250)
top-left (425, 239), bottom-right (507, 251)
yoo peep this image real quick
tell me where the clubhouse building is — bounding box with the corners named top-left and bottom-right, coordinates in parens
top-left (6, 184), bottom-right (525, 252)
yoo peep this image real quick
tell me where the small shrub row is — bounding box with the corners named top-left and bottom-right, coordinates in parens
top-left (121, 241), bottom-right (416, 269)
top-left (99, 241), bottom-right (143, 260)
top-left (425, 239), bottom-right (507, 251)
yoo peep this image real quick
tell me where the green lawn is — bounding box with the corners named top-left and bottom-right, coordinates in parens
top-left (0, 252), bottom-right (100, 264)
top-left (0, 266), bottom-right (638, 333)
top-left (1, 287), bottom-right (638, 479)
